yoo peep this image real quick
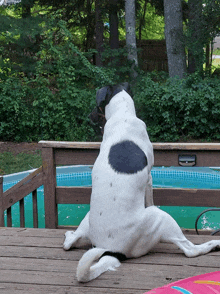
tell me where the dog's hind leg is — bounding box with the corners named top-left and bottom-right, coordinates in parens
top-left (63, 212), bottom-right (91, 250)
top-left (160, 210), bottom-right (220, 258)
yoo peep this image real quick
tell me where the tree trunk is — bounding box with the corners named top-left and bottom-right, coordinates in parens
top-left (95, 0), bottom-right (104, 66)
top-left (138, 0), bottom-right (147, 42)
top-left (125, 0), bottom-right (138, 78)
top-left (205, 43), bottom-right (210, 74)
top-left (22, 4), bottom-right (31, 18)
top-left (187, 0), bottom-right (203, 74)
top-left (109, 0), bottom-right (119, 49)
top-left (85, 0), bottom-right (95, 52)
top-left (164, 0), bottom-right (186, 78)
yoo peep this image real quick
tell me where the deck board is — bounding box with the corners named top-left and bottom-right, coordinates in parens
top-left (0, 228), bottom-right (220, 293)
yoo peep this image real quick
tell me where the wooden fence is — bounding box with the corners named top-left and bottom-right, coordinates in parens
top-left (119, 39), bottom-right (168, 72)
top-left (0, 141), bottom-right (220, 229)
top-left (137, 40), bottom-right (168, 72)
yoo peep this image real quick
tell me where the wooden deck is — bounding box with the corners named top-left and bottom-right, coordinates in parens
top-left (0, 228), bottom-right (220, 294)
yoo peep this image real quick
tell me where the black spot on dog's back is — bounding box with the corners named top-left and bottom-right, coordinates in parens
top-left (108, 140), bottom-right (147, 174)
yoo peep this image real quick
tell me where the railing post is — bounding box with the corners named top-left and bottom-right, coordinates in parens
top-left (42, 147), bottom-right (57, 229)
top-left (32, 189), bottom-right (38, 228)
top-left (20, 198), bottom-right (25, 227)
top-left (0, 176), bottom-right (4, 227)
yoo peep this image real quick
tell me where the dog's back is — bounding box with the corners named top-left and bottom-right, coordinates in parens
top-left (89, 90), bottom-right (154, 252)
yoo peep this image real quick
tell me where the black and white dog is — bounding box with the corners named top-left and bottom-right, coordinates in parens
top-left (63, 83), bottom-right (220, 282)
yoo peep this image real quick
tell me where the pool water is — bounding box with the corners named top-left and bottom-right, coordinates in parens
top-left (3, 166), bottom-right (220, 230)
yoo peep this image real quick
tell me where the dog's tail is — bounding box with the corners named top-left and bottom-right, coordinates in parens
top-left (76, 248), bottom-right (121, 282)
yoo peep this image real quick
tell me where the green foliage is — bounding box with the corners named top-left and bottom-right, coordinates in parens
top-left (101, 45), bottom-right (137, 83)
top-left (0, 20), bottom-right (114, 142)
top-left (133, 74), bottom-right (220, 142)
top-left (1, 4), bottom-right (220, 144)
top-left (213, 49), bottom-right (220, 55)
top-left (1, 66), bottom-right (220, 143)
top-left (0, 75), bottom-right (96, 142)
top-left (0, 5), bottom-right (46, 78)
top-left (0, 151), bottom-right (42, 175)
top-left (184, 0), bottom-right (220, 74)
top-left (137, 2), bottom-right (164, 40)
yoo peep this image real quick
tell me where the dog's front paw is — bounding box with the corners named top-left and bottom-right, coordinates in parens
top-left (63, 231), bottom-right (76, 250)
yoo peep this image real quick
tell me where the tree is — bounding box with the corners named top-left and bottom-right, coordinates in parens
top-left (203, 0), bottom-right (220, 74)
top-left (0, 0), bottom-right (44, 78)
top-left (109, 0), bottom-right (119, 49)
top-left (95, 0), bottom-right (104, 66)
top-left (138, 0), bottom-right (148, 41)
top-left (163, 0), bottom-right (186, 78)
top-left (125, 0), bottom-right (138, 78)
top-left (187, 0), bottom-right (204, 74)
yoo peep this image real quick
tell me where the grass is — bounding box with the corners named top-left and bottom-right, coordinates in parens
top-left (209, 49), bottom-right (220, 73)
top-left (213, 48), bottom-right (220, 55)
top-left (212, 58), bottom-right (220, 67)
top-left (0, 151), bottom-right (42, 175)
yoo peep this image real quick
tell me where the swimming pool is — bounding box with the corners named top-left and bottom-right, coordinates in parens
top-left (3, 166), bottom-right (220, 230)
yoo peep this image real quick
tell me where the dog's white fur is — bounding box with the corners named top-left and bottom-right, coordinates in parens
top-left (63, 90), bottom-right (220, 282)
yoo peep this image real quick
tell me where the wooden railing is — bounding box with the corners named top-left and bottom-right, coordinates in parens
top-left (40, 141), bottom-right (220, 229)
top-left (0, 166), bottom-right (44, 227)
top-left (1, 141), bottom-right (220, 229)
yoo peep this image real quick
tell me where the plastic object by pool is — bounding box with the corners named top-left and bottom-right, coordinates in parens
top-left (145, 271), bottom-right (220, 293)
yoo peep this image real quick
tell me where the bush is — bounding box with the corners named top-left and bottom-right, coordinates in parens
top-left (1, 20), bottom-right (220, 143)
top-left (1, 71), bottom-right (220, 142)
top-left (133, 74), bottom-right (220, 142)
top-left (0, 78), bottom-right (35, 141)
top-left (0, 75), bottom-right (99, 142)
top-left (0, 21), bottom-right (114, 142)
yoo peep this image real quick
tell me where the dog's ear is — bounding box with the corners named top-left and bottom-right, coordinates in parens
top-left (96, 86), bottom-right (111, 108)
top-left (89, 107), bottom-right (99, 124)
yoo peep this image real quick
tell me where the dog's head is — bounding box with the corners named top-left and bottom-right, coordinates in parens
top-left (89, 83), bottom-right (131, 133)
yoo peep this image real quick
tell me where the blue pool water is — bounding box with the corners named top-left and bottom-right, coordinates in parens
top-left (3, 166), bottom-right (220, 230)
